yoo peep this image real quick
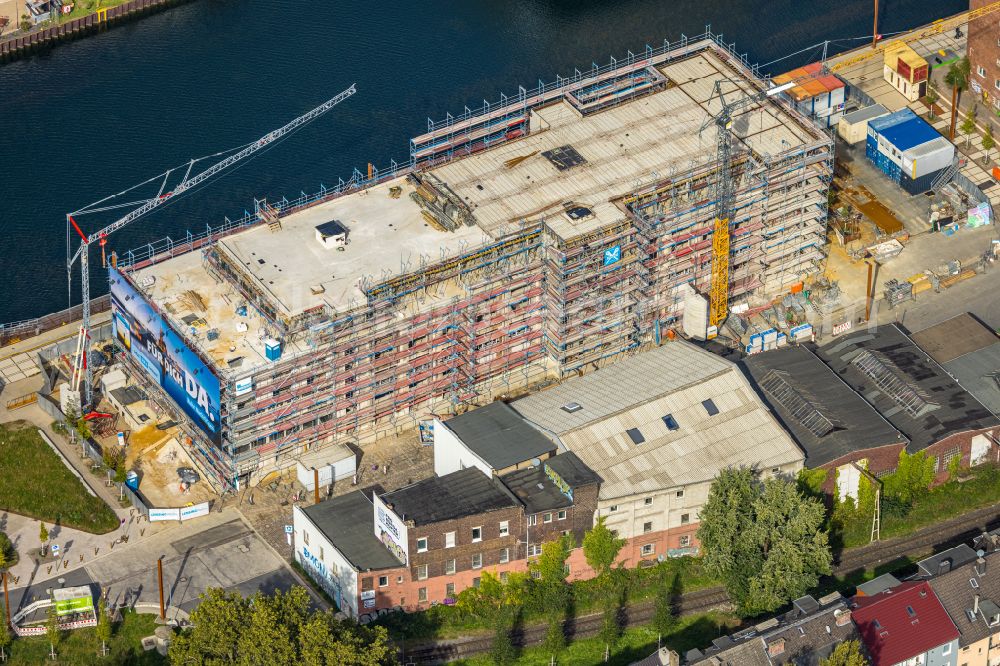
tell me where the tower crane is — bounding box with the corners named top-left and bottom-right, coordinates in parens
top-left (66, 84), bottom-right (357, 407)
top-left (700, 79), bottom-right (795, 333)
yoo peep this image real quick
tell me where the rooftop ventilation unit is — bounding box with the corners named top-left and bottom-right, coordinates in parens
top-left (561, 402), bottom-right (583, 413)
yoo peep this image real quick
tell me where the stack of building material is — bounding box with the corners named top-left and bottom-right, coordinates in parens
top-left (866, 109), bottom-right (954, 195)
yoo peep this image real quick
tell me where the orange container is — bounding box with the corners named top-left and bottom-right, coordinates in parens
top-left (789, 282), bottom-right (804, 294)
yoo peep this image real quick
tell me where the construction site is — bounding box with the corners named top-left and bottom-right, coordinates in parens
top-left (98, 35), bottom-right (833, 489)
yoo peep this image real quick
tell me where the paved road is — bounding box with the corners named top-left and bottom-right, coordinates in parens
top-left (7, 508), bottom-right (301, 621)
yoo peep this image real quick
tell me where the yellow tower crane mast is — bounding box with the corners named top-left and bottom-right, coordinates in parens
top-left (702, 79), bottom-right (795, 333)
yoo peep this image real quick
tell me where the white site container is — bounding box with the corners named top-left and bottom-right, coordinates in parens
top-left (901, 136), bottom-right (954, 180)
top-left (296, 443), bottom-right (358, 491)
top-left (838, 105), bottom-right (889, 144)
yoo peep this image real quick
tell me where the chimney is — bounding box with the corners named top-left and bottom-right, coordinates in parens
top-left (835, 609), bottom-right (853, 627)
top-left (939, 559), bottom-right (952, 574)
top-left (975, 594), bottom-right (981, 614)
top-left (977, 557), bottom-right (988, 577)
top-left (767, 639), bottom-right (785, 657)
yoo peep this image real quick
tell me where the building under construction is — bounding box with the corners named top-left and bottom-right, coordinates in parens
top-left (115, 34), bottom-right (833, 487)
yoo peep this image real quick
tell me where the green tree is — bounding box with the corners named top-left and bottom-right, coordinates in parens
top-left (19, 15), bottom-right (31, 32)
top-left (170, 586), bottom-right (394, 666)
top-left (114, 464), bottom-right (128, 500)
top-left (945, 56), bottom-right (971, 141)
top-left (457, 572), bottom-right (526, 665)
top-left (0, 612), bottom-right (11, 662)
top-left (651, 566), bottom-right (679, 638)
top-left (583, 516), bottom-right (628, 646)
top-left (882, 450), bottom-right (935, 506)
top-left (961, 103), bottom-right (979, 148)
top-left (796, 468), bottom-right (828, 500)
top-left (821, 639), bottom-right (869, 666)
top-left (531, 535), bottom-right (572, 656)
top-left (95, 599), bottom-right (110, 656)
top-left (46, 604), bottom-right (60, 660)
top-left (697, 468), bottom-right (832, 616)
top-left (39, 523), bottom-right (49, 557)
top-left (582, 516), bottom-right (625, 578)
top-left (983, 124), bottom-right (995, 164)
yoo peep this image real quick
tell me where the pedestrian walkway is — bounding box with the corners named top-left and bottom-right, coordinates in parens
top-left (0, 311), bottom-right (111, 386)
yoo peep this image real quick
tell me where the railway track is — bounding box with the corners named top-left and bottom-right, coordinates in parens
top-left (399, 501), bottom-right (1000, 664)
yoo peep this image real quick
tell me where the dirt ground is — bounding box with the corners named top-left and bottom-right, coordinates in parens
top-left (238, 428), bottom-right (435, 561)
top-left (121, 427), bottom-right (215, 507)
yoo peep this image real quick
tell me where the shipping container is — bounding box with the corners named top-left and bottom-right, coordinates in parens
top-left (773, 62), bottom-right (847, 128)
top-left (838, 104), bottom-right (890, 144)
top-left (901, 136), bottom-right (954, 179)
top-left (900, 166), bottom-right (945, 195)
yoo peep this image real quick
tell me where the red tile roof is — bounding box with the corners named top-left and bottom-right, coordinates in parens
top-left (852, 581), bottom-right (959, 666)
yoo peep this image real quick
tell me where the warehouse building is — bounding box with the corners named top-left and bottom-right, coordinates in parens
top-left (910, 313), bottom-right (1000, 417)
top-left (513, 340), bottom-right (804, 563)
top-left (813, 324), bottom-right (1000, 484)
top-left (741, 345), bottom-right (905, 500)
top-left (112, 36), bottom-right (832, 488)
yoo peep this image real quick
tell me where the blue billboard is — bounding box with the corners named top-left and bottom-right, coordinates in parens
top-left (108, 267), bottom-right (222, 444)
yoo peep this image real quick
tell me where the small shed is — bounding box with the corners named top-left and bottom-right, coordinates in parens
top-left (837, 104), bottom-right (889, 144)
top-left (314, 220), bottom-right (349, 249)
top-left (882, 43), bottom-right (928, 102)
top-left (296, 442), bottom-right (357, 491)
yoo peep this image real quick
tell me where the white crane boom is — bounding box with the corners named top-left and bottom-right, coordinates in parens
top-left (67, 84), bottom-right (357, 406)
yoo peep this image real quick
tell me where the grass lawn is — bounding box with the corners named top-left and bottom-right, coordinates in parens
top-left (838, 464), bottom-right (1000, 549)
top-left (8, 610), bottom-right (165, 665)
top-left (451, 611), bottom-right (740, 666)
top-left (0, 422), bottom-right (118, 534)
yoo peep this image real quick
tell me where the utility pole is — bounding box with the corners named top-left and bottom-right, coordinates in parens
top-left (865, 260), bottom-right (875, 322)
top-left (872, 0), bottom-right (880, 49)
top-left (156, 557), bottom-right (165, 620)
top-left (313, 468), bottom-right (320, 504)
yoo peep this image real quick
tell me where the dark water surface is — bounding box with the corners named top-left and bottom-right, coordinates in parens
top-left (0, 0), bottom-right (964, 321)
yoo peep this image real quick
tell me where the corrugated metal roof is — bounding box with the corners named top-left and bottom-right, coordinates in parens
top-left (773, 61), bottom-right (846, 102)
top-left (841, 104), bottom-right (889, 125)
top-left (512, 341), bottom-right (732, 434)
top-left (513, 343), bottom-right (803, 500)
top-left (870, 109), bottom-right (940, 152)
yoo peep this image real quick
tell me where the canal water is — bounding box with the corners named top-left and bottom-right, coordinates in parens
top-left (0, 0), bottom-right (964, 322)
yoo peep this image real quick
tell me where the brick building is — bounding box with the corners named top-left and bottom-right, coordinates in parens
top-left (812, 324), bottom-right (1000, 485)
top-left (295, 452), bottom-right (601, 619)
top-left (969, 0), bottom-right (1000, 114)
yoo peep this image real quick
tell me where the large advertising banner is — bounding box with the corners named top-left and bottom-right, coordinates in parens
top-left (373, 493), bottom-right (408, 566)
top-left (109, 267), bottom-right (221, 444)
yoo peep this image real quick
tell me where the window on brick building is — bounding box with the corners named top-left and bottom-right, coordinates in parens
top-left (544, 513), bottom-right (552, 523)
top-left (643, 521), bottom-right (653, 534)
top-left (378, 576), bottom-right (388, 587)
top-left (362, 577), bottom-right (373, 592)
top-left (446, 582), bottom-right (455, 599)
top-left (681, 513), bottom-right (690, 524)
top-left (641, 544), bottom-right (654, 556)
top-left (528, 544), bottom-right (542, 557)
top-left (499, 521), bottom-right (509, 537)
top-left (445, 531), bottom-right (455, 548)
top-left (995, 79), bottom-right (1000, 91)
top-left (557, 510), bottom-right (566, 520)
top-left (472, 527), bottom-right (482, 543)
top-left (445, 559), bottom-right (456, 575)
top-left (500, 547), bottom-right (509, 564)
top-left (416, 565), bottom-right (428, 581)
top-left (680, 535), bottom-right (691, 547)
top-left (396, 576), bottom-right (403, 584)
top-left (472, 553), bottom-right (483, 569)
top-left (527, 514), bottom-right (537, 526)
top-left (979, 65), bottom-right (987, 77)
top-left (417, 537), bottom-right (428, 553)
top-left (418, 587), bottom-right (427, 603)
